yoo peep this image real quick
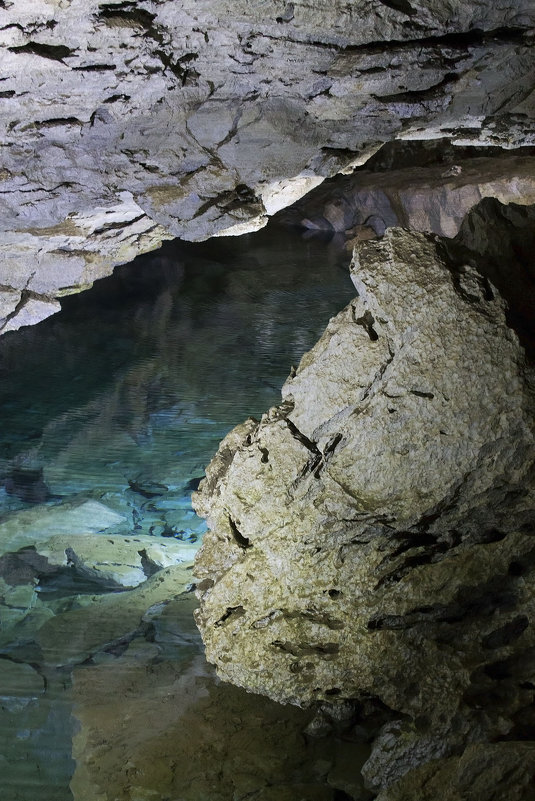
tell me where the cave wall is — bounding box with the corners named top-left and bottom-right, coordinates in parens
top-left (1, 0), bottom-right (535, 331)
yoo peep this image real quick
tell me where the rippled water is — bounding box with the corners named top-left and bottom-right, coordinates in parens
top-left (0, 224), bottom-right (354, 800)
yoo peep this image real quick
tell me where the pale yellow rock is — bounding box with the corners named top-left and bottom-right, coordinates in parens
top-left (193, 225), bottom-right (535, 791)
top-left (37, 532), bottom-right (195, 588)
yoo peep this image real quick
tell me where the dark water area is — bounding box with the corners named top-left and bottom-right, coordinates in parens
top-left (0, 223), bottom-right (354, 800)
top-left (0, 225), bottom-right (352, 530)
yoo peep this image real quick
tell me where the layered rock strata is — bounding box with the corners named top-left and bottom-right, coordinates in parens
top-left (1, 1), bottom-right (535, 330)
top-left (279, 150), bottom-right (535, 238)
top-left (194, 224), bottom-right (535, 796)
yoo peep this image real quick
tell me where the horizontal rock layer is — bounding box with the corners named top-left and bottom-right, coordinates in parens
top-left (1, 1), bottom-right (535, 331)
top-left (279, 149), bottom-right (535, 238)
top-left (193, 218), bottom-right (535, 795)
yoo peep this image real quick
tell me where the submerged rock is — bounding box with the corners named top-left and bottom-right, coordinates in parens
top-left (0, 659), bottom-right (44, 712)
top-left (193, 224), bottom-right (535, 793)
top-left (4, 466), bottom-right (52, 504)
top-left (35, 563), bottom-right (195, 667)
top-left (0, 499), bottom-right (126, 553)
top-left (70, 593), bottom-right (370, 801)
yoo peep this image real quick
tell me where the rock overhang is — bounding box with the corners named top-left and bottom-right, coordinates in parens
top-left (1, 0), bottom-right (535, 331)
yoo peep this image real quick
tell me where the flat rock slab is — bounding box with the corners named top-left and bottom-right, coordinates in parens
top-left (0, 500), bottom-right (126, 552)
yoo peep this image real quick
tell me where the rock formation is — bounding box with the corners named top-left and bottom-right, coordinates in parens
top-left (1, 0), bottom-right (535, 330)
top-left (279, 145), bottom-right (535, 238)
top-left (194, 217), bottom-right (535, 797)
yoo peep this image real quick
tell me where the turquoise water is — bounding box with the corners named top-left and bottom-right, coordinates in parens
top-left (0, 224), bottom-right (353, 800)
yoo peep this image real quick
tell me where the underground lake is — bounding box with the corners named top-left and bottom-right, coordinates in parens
top-left (0, 222), bottom-right (362, 801)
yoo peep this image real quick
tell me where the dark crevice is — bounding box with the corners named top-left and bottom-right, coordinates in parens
top-left (353, 310), bottom-right (379, 341)
top-left (8, 42), bottom-right (74, 62)
top-left (473, 528), bottom-right (507, 545)
top-left (35, 117), bottom-right (83, 129)
top-left (72, 63), bottom-right (116, 71)
top-left (375, 552), bottom-right (436, 589)
top-left (373, 72), bottom-right (460, 104)
top-left (103, 93), bottom-right (131, 103)
top-left (271, 639), bottom-right (340, 656)
top-left (285, 418), bottom-right (320, 455)
top-left (336, 25), bottom-right (530, 56)
top-left (482, 616), bottom-right (529, 650)
top-left (228, 515), bottom-right (252, 550)
top-left (324, 432), bottom-right (343, 457)
top-left (215, 605), bottom-right (245, 627)
top-left (96, 3), bottom-right (156, 29)
top-left (377, 0), bottom-right (416, 15)
top-left (93, 214), bottom-right (145, 236)
top-left (152, 49), bottom-right (199, 85)
top-left (368, 582), bottom-right (519, 631)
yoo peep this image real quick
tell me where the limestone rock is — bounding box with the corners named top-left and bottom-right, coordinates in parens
top-left (193, 225), bottom-right (535, 789)
top-left (280, 150), bottom-right (535, 238)
top-left (35, 532), bottom-right (196, 589)
top-left (1, 2), bottom-right (535, 330)
top-left (0, 499), bottom-right (196, 598)
top-left (374, 743), bottom-right (535, 801)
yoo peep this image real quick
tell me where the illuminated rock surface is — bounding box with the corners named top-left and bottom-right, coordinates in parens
top-left (194, 219), bottom-right (535, 795)
top-left (1, 0), bottom-right (535, 330)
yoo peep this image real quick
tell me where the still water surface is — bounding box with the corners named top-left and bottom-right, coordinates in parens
top-left (0, 224), bottom-right (353, 800)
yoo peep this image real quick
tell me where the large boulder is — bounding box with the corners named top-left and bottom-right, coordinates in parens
top-left (193, 224), bottom-right (535, 792)
top-left (1, 1), bottom-right (535, 331)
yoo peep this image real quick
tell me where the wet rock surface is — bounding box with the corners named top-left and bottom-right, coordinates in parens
top-left (194, 215), bottom-right (535, 796)
top-left (1, 1), bottom-right (535, 330)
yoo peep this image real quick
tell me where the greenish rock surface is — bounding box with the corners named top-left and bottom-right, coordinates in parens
top-left (69, 593), bottom-right (372, 801)
top-left (194, 220), bottom-right (535, 795)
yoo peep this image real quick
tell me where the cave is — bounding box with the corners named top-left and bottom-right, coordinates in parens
top-left (0, 2), bottom-right (534, 800)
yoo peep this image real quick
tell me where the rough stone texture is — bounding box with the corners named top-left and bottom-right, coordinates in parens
top-left (1, 1), bottom-right (535, 330)
top-left (193, 225), bottom-right (535, 794)
top-left (374, 743), bottom-right (535, 801)
top-left (279, 151), bottom-right (535, 238)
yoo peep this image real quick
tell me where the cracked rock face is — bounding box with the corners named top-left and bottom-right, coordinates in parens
top-left (193, 224), bottom-right (535, 794)
top-left (1, 0), bottom-right (535, 331)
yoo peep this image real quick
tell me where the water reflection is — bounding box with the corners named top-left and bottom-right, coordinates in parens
top-left (0, 226), bottom-right (351, 537)
top-left (0, 224), bottom-right (353, 799)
